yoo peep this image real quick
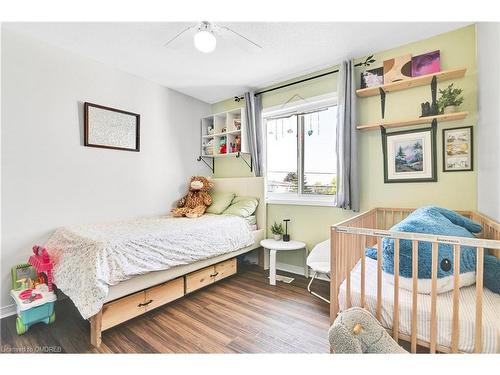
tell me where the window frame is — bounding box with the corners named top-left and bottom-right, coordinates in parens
top-left (262, 93), bottom-right (338, 207)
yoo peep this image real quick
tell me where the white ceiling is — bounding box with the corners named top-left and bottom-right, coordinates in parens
top-left (4, 22), bottom-right (470, 103)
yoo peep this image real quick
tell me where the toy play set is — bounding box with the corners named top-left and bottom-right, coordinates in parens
top-left (10, 245), bottom-right (56, 335)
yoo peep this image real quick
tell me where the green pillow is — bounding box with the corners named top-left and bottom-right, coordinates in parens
top-left (223, 196), bottom-right (259, 218)
top-left (206, 192), bottom-right (236, 214)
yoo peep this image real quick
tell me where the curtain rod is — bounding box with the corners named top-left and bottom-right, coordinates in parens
top-left (233, 55), bottom-right (375, 102)
top-left (254, 70), bottom-right (338, 97)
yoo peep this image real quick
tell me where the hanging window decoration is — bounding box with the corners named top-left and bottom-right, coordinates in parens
top-left (308, 114), bottom-right (313, 136)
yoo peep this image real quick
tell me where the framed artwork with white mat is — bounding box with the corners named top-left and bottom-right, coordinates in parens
top-left (381, 123), bottom-right (437, 183)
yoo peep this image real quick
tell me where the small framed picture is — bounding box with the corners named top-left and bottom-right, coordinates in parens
top-left (442, 126), bottom-right (473, 172)
top-left (412, 50), bottom-right (441, 77)
top-left (84, 102), bottom-right (140, 152)
top-left (11, 264), bottom-right (36, 290)
top-left (360, 67), bottom-right (384, 89)
top-left (382, 125), bottom-right (437, 183)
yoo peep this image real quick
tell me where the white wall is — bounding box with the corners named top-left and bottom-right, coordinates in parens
top-left (477, 23), bottom-right (500, 221)
top-left (0, 28), bottom-right (211, 313)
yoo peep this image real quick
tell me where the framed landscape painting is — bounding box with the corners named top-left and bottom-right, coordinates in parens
top-left (382, 126), bottom-right (437, 183)
top-left (442, 126), bottom-right (473, 172)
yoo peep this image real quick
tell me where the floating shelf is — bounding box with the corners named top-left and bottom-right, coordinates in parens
top-left (200, 152), bottom-right (249, 158)
top-left (202, 130), bottom-right (241, 139)
top-left (357, 111), bottom-right (468, 131)
top-left (356, 67), bottom-right (467, 98)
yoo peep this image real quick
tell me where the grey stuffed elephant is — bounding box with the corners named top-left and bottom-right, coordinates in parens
top-left (329, 307), bottom-right (407, 353)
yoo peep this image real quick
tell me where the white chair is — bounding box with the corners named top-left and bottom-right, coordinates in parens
top-left (306, 239), bottom-right (330, 303)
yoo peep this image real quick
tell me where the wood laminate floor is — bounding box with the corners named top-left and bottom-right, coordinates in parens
top-left (1, 265), bottom-right (330, 353)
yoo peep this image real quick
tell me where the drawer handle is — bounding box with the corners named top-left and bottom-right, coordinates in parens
top-left (138, 299), bottom-right (153, 307)
top-left (210, 272), bottom-right (219, 277)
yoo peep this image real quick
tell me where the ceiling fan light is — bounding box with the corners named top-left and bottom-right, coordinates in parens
top-left (193, 30), bottom-right (217, 53)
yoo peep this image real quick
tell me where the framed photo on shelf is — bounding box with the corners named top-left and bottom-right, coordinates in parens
top-left (382, 125), bottom-right (437, 183)
top-left (84, 102), bottom-right (140, 152)
top-left (360, 67), bottom-right (384, 89)
top-left (442, 126), bottom-right (473, 172)
top-left (412, 50), bottom-right (441, 77)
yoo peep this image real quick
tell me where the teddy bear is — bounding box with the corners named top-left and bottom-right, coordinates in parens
top-left (171, 176), bottom-right (214, 218)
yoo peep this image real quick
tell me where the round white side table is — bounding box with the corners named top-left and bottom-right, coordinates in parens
top-left (260, 239), bottom-right (308, 285)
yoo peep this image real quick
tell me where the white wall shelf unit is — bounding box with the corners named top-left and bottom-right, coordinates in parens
top-left (198, 108), bottom-right (252, 173)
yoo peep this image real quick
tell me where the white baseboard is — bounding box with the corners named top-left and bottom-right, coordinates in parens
top-left (0, 304), bottom-right (16, 319)
top-left (276, 262), bottom-right (307, 276)
top-left (243, 250), bottom-right (329, 282)
top-left (276, 262), bottom-right (329, 281)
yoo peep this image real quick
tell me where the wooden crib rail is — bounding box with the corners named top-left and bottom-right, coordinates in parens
top-left (471, 211), bottom-right (500, 258)
top-left (330, 208), bottom-right (500, 354)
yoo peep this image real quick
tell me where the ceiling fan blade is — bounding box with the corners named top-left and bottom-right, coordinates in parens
top-left (218, 25), bottom-right (263, 50)
top-left (163, 25), bottom-right (196, 47)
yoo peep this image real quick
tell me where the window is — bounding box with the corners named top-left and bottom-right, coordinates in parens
top-left (264, 95), bottom-right (337, 206)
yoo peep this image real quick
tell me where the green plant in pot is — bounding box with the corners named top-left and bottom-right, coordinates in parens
top-left (437, 83), bottom-right (464, 114)
top-left (271, 222), bottom-right (284, 240)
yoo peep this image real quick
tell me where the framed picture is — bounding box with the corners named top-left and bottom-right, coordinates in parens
top-left (360, 67), bottom-right (384, 89)
top-left (442, 126), bottom-right (473, 172)
top-left (412, 50), bottom-right (440, 77)
top-left (382, 125), bottom-right (437, 183)
top-left (84, 102), bottom-right (140, 152)
top-left (383, 54), bottom-right (412, 83)
top-left (11, 264), bottom-right (35, 290)
top-left (233, 119), bottom-right (241, 130)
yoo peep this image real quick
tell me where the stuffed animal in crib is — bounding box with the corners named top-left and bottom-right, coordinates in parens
top-left (366, 206), bottom-right (500, 294)
top-left (329, 307), bottom-right (407, 353)
top-left (171, 176), bottom-right (214, 218)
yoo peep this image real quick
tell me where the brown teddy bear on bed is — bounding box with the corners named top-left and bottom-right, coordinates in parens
top-left (171, 176), bottom-right (214, 218)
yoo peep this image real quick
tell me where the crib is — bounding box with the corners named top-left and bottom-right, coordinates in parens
top-left (330, 208), bottom-right (500, 354)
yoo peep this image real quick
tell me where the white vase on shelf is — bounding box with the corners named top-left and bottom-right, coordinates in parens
top-left (273, 234), bottom-right (281, 241)
top-left (443, 105), bottom-right (458, 114)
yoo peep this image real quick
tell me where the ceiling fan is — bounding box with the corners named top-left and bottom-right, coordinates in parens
top-left (164, 21), bottom-right (263, 53)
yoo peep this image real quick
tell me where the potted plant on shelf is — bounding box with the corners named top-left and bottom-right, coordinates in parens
top-left (437, 83), bottom-right (464, 114)
top-left (271, 222), bottom-right (284, 241)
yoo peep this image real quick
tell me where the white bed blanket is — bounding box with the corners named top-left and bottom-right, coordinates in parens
top-left (46, 214), bottom-right (254, 319)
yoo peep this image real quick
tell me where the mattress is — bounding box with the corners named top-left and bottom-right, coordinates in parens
top-left (106, 229), bottom-right (264, 302)
top-left (339, 257), bottom-right (499, 353)
top-left (46, 214), bottom-right (255, 319)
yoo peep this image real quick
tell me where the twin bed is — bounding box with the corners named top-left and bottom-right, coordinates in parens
top-left (46, 177), bottom-right (266, 347)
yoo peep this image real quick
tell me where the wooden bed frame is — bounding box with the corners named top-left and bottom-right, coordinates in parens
top-left (89, 177), bottom-right (266, 348)
top-left (330, 207), bottom-right (500, 353)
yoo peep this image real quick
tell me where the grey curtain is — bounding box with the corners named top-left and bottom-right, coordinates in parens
top-left (244, 91), bottom-right (263, 177)
top-left (335, 60), bottom-right (359, 211)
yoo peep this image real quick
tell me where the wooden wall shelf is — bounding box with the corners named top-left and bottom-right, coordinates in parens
top-left (356, 67), bottom-right (467, 97)
top-left (357, 111), bottom-right (468, 131)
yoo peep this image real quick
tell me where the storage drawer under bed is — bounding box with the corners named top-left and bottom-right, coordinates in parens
top-left (98, 257), bottom-right (238, 332)
top-left (101, 277), bottom-right (184, 330)
top-left (185, 258), bottom-right (237, 293)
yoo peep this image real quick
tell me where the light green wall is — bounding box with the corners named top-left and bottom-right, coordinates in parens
top-left (212, 25), bottom-right (478, 268)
